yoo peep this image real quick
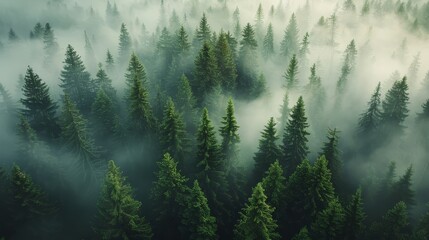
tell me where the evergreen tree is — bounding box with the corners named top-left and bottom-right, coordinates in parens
top-left (417, 99), bottom-right (429, 121)
top-left (94, 65), bottom-right (116, 101)
top-left (284, 54), bottom-right (299, 89)
top-left (233, 183), bottom-right (280, 240)
top-left (181, 180), bottom-right (217, 240)
top-left (278, 91), bottom-right (290, 134)
top-left (17, 115), bottom-right (38, 156)
top-left (237, 23), bottom-right (258, 96)
top-left (292, 227), bottom-right (312, 240)
top-left (216, 32), bottom-right (237, 93)
top-left (320, 128), bottom-right (341, 189)
top-left (391, 166), bottom-right (414, 207)
top-left (193, 42), bottom-right (220, 100)
top-left (59, 45), bottom-right (95, 115)
top-left (125, 53), bottom-right (148, 91)
top-left (344, 0), bottom-right (357, 11)
top-left (381, 77), bottom-right (409, 132)
top-left (91, 89), bottom-right (118, 147)
top-left (105, 50), bottom-right (114, 71)
top-left (159, 98), bottom-right (187, 165)
top-left (336, 62), bottom-right (351, 94)
top-left (219, 98), bottom-right (240, 172)
top-left (253, 117), bottom-right (281, 183)
top-left (261, 160), bottom-right (286, 214)
top-left (281, 96), bottom-right (309, 175)
top-left (299, 32), bottom-right (310, 59)
top-left (118, 23), bottom-right (132, 63)
top-left (239, 23), bottom-right (258, 60)
top-left (8, 28), bottom-right (19, 42)
top-left (311, 198), bottom-right (345, 240)
top-left (358, 82), bottom-right (382, 135)
top-left (414, 205), bottom-right (429, 239)
top-left (94, 160), bottom-right (152, 240)
top-left (20, 66), bottom-right (59, 141)
top-left (30, 23), bottom-right (44, 39)
top-left (342, 189), bottom-right (365, 240)
top-left (254, 3), bottom-right (264, 39)
top-left (372, 201), bottom-right (410, 240)
top-left (262, 23), bottom-right (274, 59)
top-left (60, 95), bottom-right (98, 182)
top-left (280, 13), bottom-right (299, 60)
top-left (42, 23), bottom-right (58, 60)
top-left (195, 108), bottom-right (229, 230)
top-left (176, 74), bottom-right (197, 129)
top-left (344, 40), bottom-right (358, 69)
top-left (361, 0), bottom-right (370, 15)
top-left (196, 13), bottom-right (211, 43)
top-left (151, 153), bottom-right (188, 239)
top-left (175, 26), bottom-right (191, 54)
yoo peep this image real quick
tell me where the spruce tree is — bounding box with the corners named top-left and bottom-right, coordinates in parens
top-left (284, 54), bottom-right (299, 89)
top-left (59, 45), bottom-right (95, 115)
top-left (175, 26), bottom-right (191, 54)
top-left (176, 74), bottom-right (197, 129)
top-left (94, 160), bottom-right (152, 240)
top-left (105, 50), bottom-right (114, 72)
top-left (311, 198), bottom-right (345, 240)
top-left (196, 13), bottom-right (211, 43)
top-left (17, 116), bottom-right (38, 156)
top-left (219, 98), bottom-right (240, 171)
top-left (358, 82), bottom-right (382, 135)
top-left (118, 23), bottom-right (132, 63)
top-left (280, 13), bottom-right (299, 60)
top-left (391, 166), bottom-right (414, 207)
top-left (43, 23), bottom-right (58, 60)
top-left (292, 227), bottom-right (311, 240)
top-left (417, 99), bottom-right (429, 122)
top-left (278, 91), bottom-right (290, 135)
top-left (261, 160), bottom-right (286, 214)
top-left (253, 117), bottom-right (281, 183)
top-left (216, 32), bottom-right (237, 93)
top-left (342, 189), bottom-right (365, 240)
top-left (91, 89), bottom-right (118, 147)
top-left (415, 206), bottom-right (429, 239)
top-left (237, 23), bottom-right (258, 97)
top-left (381, 77), bottom-right (409, 133)
top-left (20, 66), bottom-right (59, 141)
top-left (281, 96), bottom-right (310, 175)
top-left (94, 65), bottom-right (116, 101)
top-left (30, 23), bottom-right (44, 39)
top-left (320, 128), bottom-right (341, 189)
top-left (254, 3), bottom-right (264, 39)
top-left (299, 32), bottom-right (310, 59)
top-left (8, 28), bottom-right (19, 42)
top-left (262, 23), bottom-right (274, 59)
top-left (125, 53), bottom-right (148, 92)
top-left (181, 180), bottom-right (217, 240)
top-left (159, 98), bottom-right (187, 165)
top-left (234, 183), bottom-right (280, 240)
top-left (193, 42), bottom-right (220, 100)
top-left (373, 201), bottom-right (410, 240)
top-left (151, 153), bottom-right (188, 239)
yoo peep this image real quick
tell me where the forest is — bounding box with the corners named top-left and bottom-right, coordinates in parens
top-left (1, 0), bottom-right (429, 239)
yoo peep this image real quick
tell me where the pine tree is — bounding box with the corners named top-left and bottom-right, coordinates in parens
top-left (320, 128), bottom-right (341, 189)
top-left (175, 26), bottom-right (190, 54)
top-left (181, 180), bottom-right (217, 240)
top-left (280, 13), bottom-right (299, 60)
top-left (17, 115), bottom-right (38, 156)
top-left (358, 82), bottom-right (382, 135)
top-left (281, 96), bottom-right (309, 175)
top-left (278, 91), bottom-right (290, 135)
top-left (261, 160), bottom-right (286, 214)
top-left (60, 95), bottom-right (98, 181)
top-left (373, 201), bottom-right (410, 240)
top-left (391, 166), bottom-right (414, 207)
top-left (151, 153), bottom-right (188, 239)
top-left (342, 189), bottom-right (365, 240)
top-left (42, 23), bottom-right (58, 60)
top-left (195, 108), bottom-right (229, 228)
top-left (95, 160), bottom-right (152, 240)
top-left (118, 23), bottom-right (132, 63)
top-left (284, 54), bottom-right (299, 89)
top-left (239, 23), bottom-right (258, 60)
top-left (59, 45), bottom-right (95, 115)
top-left (234, 183), bottom-right (280, 240)
top-left (30, 23), bottom-right (44, 40)
top-left (415, 205), bottom-right (429, 239)
top-left (125, 53), bottom-right (147, 91)
top-left (262, 23), bottom-right (274, 59)
top-left (193, 42), bottom-right (220, 100)
top-left (291, 227), bottom-right (311, 240)
top-left (176, 74), bottom-right (197, 131)
top-left (216, 32), bottom-right (237, 93)
top-left (20, 66), bottom-right (59, 141)
top-left (219, 98), bottom-right (240, 172)
top-left (381, 77), bottom-right (409, 132)
top-left (255, 4), bottom-right (264, 39)
top-left (8, 28), bottom-right (19, 42)
top-left (299, 32), bottom-right (310, 59)
top-left (417, 99), bottom-right (429, 122)
top-left (94, 65), bottom-right (116, 101)
top-left (237, 23), bottom-right (258, 96)
top-left (253, 117), bottom-right (281, 183)
top-left (311, 198), bottom-right (345, 240)
top-left (91, 89), bottom-right (118, 146)
top-left (105, 50), bottom-right (114, 71)
top-left (159, 98), bottom-right (187, 165)
top-left (196, 13), bottom-right (211, 43)
top-left (344, 40), bottom-right (358, 69)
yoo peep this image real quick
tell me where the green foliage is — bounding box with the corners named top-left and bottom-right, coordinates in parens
top-left (219, 98), bottom-right (240, 171)
top-left (344, 0), bottom-right (356, 11)
top-left (181, 180), bottom-right (217, 240)
top-left (95, 160), bottom-right (152, 240)
top-left (278, 91), bottom-right (290, 134)
top-left (105, 50), bottom-right (114, 71)
top-left (17, 116), bottom-right (38, 156)
top-left (372, 201), bottom-right (410, 240)
top-left (381, 77), bottom-right (409, 131)
top-left (284, 54), bottom-right (299, 89)
top-left (261, 160), bottom-right (286, 213)
top-left (391, 166), bottom-right (414, 207)
top-left (253, 117), bottom-right (281, 183)
top-left (193, 42), bottom-right (220, 100)
top-left (20, 66), bottom-right (59, 141)
top-left (216, 33), bottom-right (237, 93)
top-left (43, 23), bottom-right (58, 59)
top-left (175, 26), bottom-right (191, 54)
top-left (358, 82), bottom-right (382, 135)
top-left (311, 198), bottom-right (345, 240)
top-left (234, 183), bottom-right (280, 240)
top-left (280, 13), bottom-right (299, 60)
top-left (281, 96), bottom-right (309, 175)
top-left (299, 32), bottom-right (310, 58)
top-left (91, 89), bottom-right (119, 145)
top-left (342, 189), bottom-right (365, 240)
top-left (94, 65), bottom-right (116, 101)
top-left (292, 227), bottom-right (312, 240)
top-left (196, 13), bottom-right (211, 43)
top-left (320, 128), bottom-right (341, 189)
top-left (263, 23), bottom-right (274, 59)
top-left (118, 23), bottom-right (132, 63)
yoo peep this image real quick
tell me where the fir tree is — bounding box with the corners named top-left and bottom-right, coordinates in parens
top-left (193, 42), bottom-right (220, 100)
top-left (175, 26), bottom-right (190, 54)
top-left (94, 160), bottom-right (152, 240)
top-left (159, 98), bottom-right (187, 165)
top-left (261, 160), bottom-right (286, 214)
top-left (181, 180), bottom-right (217, 240)
top-left (20, 66), bottom-right (59, 141)
top-left (216, 32), bottom-right (237, 93)
top-left (30, 23), bottom-right (44, 39)
top-left (320, 128), bottom-right (341, 189)
top-left (125, 53), bottom-right (147, 91)
top-left (280, 13), bottom-right (299, 60)
top-left (417, 99), bottom-right (429, 122)
top-left (284, 54), bottom-right (299, 89)
top-left (253, 117), bottom-right (281, 183)
top-left (237, 23), bottom-right (258, 96)
top-left (176, 74), bottom-right (197, 131)
top-left (381, 77), bottom-right (409, 132)
top-left (59, 45), bottom-right (95, 115)
top-left (281, 96), bottom-right (310, 175)
top-left (299, 32), bottom-right (310, 59)
top-left (151, 153), bottom-right (188, 239)
top-left (196, 13), bottom-right (211, 43)
top-left (373, 201), bottom-right (410, 240)
top-left (292, 227), bottom-right (312, 240)
top-left (91, 89), bottom-right (118, 147)
top-left (311, 198), bottom-right (345, 240)
top-left (94, 65), bottom-right (116, 101)
top-left (358, 82), bottom-right (382, 135)
top-left (415, 205), bottom-right (429, 239)
top-left (255, 3), bottom-right (264, 39)
top-left (118, 23), bottom-right (132, 63)
top-left (342, 189), bottom-right (365, 240)
top-left (278, 91), bottom-right (290, 134)
top-left (43, 23), bottom-right (58, 60)
top-left (391, 166), bottom-right (414, 207)
top-left (234, 183), bottom-right (280, 240)
top-left (17, 115), bottom-right (38, 156)
top-left (105, 50), bottom-right (114, 72)
top-left (262, 23), bottom-right (274, 59)
top-left (8, 28), bottom-right (19, 42)
top-left (219, 98), bottom-right (240, 172)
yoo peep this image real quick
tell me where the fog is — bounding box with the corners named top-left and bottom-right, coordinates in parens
top-left (1, 0), bottom-right (429, 239)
